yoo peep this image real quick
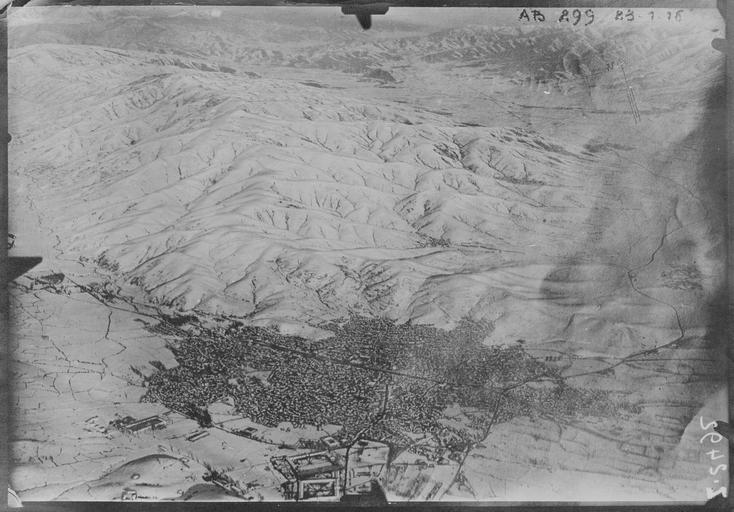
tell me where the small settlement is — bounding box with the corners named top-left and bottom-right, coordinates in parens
top-left (110, 415), bottom-right (167, 434)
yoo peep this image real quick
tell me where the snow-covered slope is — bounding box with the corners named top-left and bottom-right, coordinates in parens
top-left (9, 9), bottom-right (724, 344)
top-left (10, 7), bottom-right (720, 104)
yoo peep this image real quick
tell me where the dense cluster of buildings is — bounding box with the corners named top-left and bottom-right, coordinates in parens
top-left (230, 353), bottom-right (384, 432)
top-left (141, 314), bottom-right (561, 502)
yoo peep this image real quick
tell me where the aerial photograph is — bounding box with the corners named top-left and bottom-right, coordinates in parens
top-left (6, 4), bottom-right (728, 503)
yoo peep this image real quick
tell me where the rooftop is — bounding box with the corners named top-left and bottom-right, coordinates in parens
top-left (288, 453), bottom-right (344, 480)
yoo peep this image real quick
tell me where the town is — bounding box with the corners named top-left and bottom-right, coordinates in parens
top-left (143, 316), bottom-right (546, 439)
top-left (140, 314), bottom-right (603, 461)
